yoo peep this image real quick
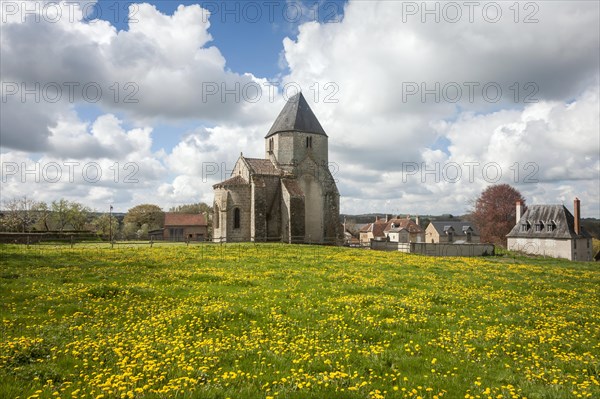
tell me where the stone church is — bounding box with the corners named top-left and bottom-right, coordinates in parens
top-left (212, 93), bottom-right (340, 243)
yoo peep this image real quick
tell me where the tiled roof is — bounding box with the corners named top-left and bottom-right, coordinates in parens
top-left (213, 175), bottom-right (248, 188)
top-left (164, 213), bottom-right (207, 227)
top-left (385, 218), bottom-right (422, 234)
top-left (506, 205), bottom-right (591, 239)
top-left (243, 157), bottom-right (281, 176)
top-left (282, 179), bottom-right (304, 197)
top-left (359, 220), bottom-right (387, 237)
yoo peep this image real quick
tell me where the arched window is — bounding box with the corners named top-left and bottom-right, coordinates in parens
top-left (234, 208), bottom-right (240, 229)
top-left (214, 205), bottom-right (220, 229)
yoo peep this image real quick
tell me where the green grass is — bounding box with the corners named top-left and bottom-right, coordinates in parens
top-left (0, 243), bottom-right (598, 399)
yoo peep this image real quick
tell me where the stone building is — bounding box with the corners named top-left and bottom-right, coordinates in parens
top-left (425, 221), bottom-right (480, 244)
top-left (506, 198), bottom-right (592, 261)
top-left (212, 93), bottom-right (340, 243)
top-left (359, 216), bottom-right (424, 246)
top-left (149, 213), bottom-right (208, 241)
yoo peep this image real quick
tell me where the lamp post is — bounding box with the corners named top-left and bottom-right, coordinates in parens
top-left (109, 205), bottom-right (113, 244)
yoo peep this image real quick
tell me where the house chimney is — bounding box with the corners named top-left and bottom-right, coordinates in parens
top-left (516, 201), bottom-right (522, 224)
top-left (385, 214), bottom-right (390, 222)
top-left (375, 216), bottom-right (380, 223)
top-left (574, 197), bottom-right (580, 235)
top-left (415, 215), bottom-right (420, 226)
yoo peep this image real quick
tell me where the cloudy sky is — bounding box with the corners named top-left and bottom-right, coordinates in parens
top-left (1, 0), bottom-right (599, 217)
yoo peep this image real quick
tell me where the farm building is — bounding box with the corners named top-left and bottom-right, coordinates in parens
top-left (149, 213), bottom-right (208, 241)
top-left (506, 198), bottom-right (592, 261)
top-left (212, 92), bottom-right (340, 243)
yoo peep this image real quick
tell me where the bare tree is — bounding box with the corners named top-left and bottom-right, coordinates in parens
top-left (1, 196), bottom-right (41, 232)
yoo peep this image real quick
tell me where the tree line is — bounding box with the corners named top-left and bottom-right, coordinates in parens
top-left (0, 197), bottom-right (213, 240)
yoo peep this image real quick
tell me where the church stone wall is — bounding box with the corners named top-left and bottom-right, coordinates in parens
top-left (213, 184), bottom-right (252, 242)
top-left (270, 132), bottom-right (328, 170)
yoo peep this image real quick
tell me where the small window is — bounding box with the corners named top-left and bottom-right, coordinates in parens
top-left (574, 240), bottom-right (577, 249)
top-left (306, 136), bottom-right (313, 148)
top-left (269, 138), bottom-right (273, 153)
top-left (534, 222), bottom-right (544, 232)
top-left (546, 221), bottom-right (556, 232)
top-left (214, 205), bottom-right (220, 229)
top-left (466, 232), bottom-right (472, 242)
top-left (234, 208), bottom-right (240, 229)
top-left (520, 221), bottom-right (530, 232)
top-left (448, 232), bottom-right (453, 243)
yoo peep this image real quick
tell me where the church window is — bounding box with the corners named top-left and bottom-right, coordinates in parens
top-left (306, 136), bottom-right (313, 148)
top-left (234, 208), bottom-right (241, 229)
top-left (269, 138), bottom-right (273, 153)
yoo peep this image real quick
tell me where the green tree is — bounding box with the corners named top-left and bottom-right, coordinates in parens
top-left (33, 202), bottom-right (51, 231)
top-left (169, 202), bottom-right (212, 214)
top-left (50, 199), bottom-right (91, 231)
top-left (92, 214), bottom-right (119, 239)
top-left (124, 204), bottom-right (164, 231)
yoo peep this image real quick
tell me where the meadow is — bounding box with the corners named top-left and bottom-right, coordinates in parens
top-left (0, 243), bottom-right (598, 399)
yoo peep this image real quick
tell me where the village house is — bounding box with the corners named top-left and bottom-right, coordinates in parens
top-left (425, 221), bottom-right (480, 244)
top-left (212, 92), bottom-right (340, 243)
top-left (359, 215), bottom-right (424, 246)
top-left (149, 213), bottom-right (208, 241)
top-left (506, 198), bottom-right (592, 261)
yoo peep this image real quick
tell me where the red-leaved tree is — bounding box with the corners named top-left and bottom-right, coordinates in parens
top-left (470, 184), bottom-right (526, 247)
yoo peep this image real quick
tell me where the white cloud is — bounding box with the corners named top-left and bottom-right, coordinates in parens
top-left (1, 0), bottom-right (598, 218)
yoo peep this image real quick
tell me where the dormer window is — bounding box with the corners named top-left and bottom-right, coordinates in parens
top-left (534, 221), bottom-right (544, 232)
top-left (535, 220), bottom-right (544, 233)
top-left (546, 220), bottom-right (556, 232)
top-left (520, 221), bottom-right (531, 232)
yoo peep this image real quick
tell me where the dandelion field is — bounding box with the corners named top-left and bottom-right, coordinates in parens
top-left (0, 244), bottom-right (598, 399)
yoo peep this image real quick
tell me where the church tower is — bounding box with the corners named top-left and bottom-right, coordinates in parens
top-left (213, 92), bottom-right (340, 243)
top-left (264, 92), bottom-right (338, 242)
top-left (265, 92), bottom-right (328, 170)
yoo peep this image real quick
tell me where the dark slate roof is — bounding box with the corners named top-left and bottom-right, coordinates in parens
top-left (429, 221), bottom-right (479, 237)
top-left (164, 213), bottom-right (207, 227)
top-left (242, 157), bottom-right (281, 176)
top-left (506, 205), bottom-right (591, 239)
top-left (265, 92), bottom-right (327, 138)
top-left (212, 175), bottom-right (248, 188)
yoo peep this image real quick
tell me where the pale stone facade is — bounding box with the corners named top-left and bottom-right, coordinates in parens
top-left (213, 93), bottom-right (340, 243)
top-left (506, 199), bottom-right (592, 261)
top-left (425, 221), bottom-right (480, 244)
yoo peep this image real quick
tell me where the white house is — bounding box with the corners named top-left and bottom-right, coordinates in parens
top-left (506, 198), bottom-right (592, 261)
